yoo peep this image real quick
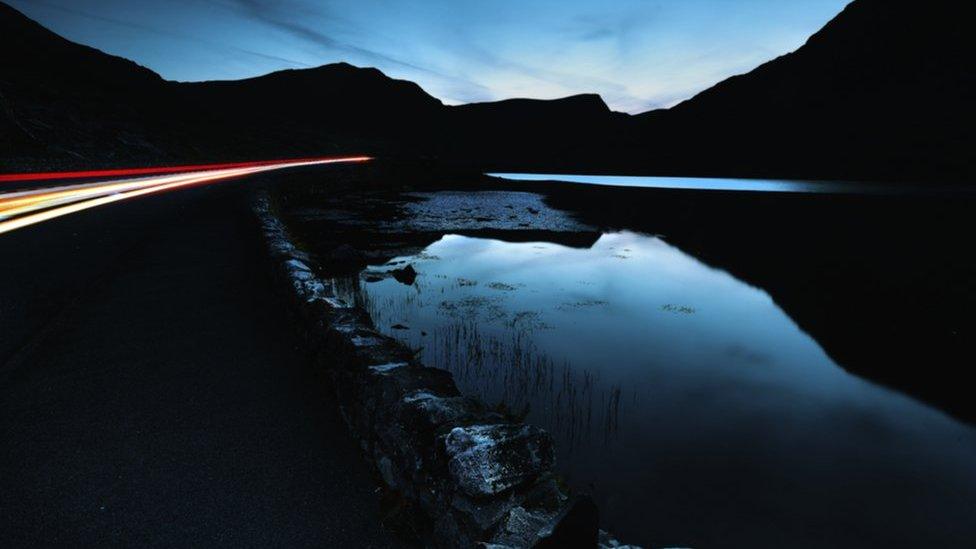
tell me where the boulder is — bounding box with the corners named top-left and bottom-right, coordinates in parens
top-left (444, 424), bottom-right (555, 498)
top-left (391, 264), bottom-right (418, 285)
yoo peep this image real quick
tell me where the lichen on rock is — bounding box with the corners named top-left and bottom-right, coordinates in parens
top-left (444, 424), bottom-right (555, 498)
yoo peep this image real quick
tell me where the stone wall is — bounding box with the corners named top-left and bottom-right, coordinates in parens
top-left (253, 190), bottom-right (634, 548)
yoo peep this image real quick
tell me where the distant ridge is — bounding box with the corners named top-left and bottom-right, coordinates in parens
top-left (0, 1), bottom-right (611, 169)
top-left (631, 0), bottom-right (973, 181)
top-left (1, 0), bottom-right (971, 182)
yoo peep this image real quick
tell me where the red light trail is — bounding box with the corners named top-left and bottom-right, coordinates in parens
top-left (0, 156), bottom-right (371, 236)
top-left (0, 156), bottom-right (353, 184)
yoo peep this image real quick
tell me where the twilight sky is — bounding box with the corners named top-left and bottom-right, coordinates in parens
top-left (9, 0), bottom-right (849, 113)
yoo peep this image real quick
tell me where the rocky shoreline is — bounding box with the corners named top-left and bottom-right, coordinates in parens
top-left (252, 190), bottom-right (637, 548)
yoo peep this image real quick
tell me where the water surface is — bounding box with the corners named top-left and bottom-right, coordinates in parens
top-left (491, 172), bottom-right (901, 194)
top-left (341, 230), bottom-right (976, 548)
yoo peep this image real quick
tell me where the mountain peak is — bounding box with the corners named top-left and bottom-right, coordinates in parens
top-left (552, 93), bottom-right (611, 111)
top-left (453, 92), bottom-right (611, 117)
top-left (221, 61), bottom-right (444, 109)
top-left (0, 1), bottom-right (163, 87)
top-left (635, 0), bottom-right (973, 181)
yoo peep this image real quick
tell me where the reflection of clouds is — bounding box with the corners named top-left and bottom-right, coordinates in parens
top-left (344, 228), bottom-right (976, 461)
top-left (724, 344), bottom-right (771, 365)
top-left (328, 221), bottom-right (976, 547)
top-left (344, 229), bottom-right (860, 418)
top-left (342, 229), bottom-right (779, 452)
top-left (491, 173), bottom-right (876, 194)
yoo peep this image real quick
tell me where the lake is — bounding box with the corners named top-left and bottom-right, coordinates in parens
top-left (490, 172), bottom-right (943, 194)
top-left (274, 167), bottom-right (976, 548)
top-left (338, 228), bottom-right (976, 548)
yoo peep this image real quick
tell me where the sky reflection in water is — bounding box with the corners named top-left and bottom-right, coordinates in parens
top-left (491, 173), bottom-right (885, 193)
top-left (344, 231), bottom-right (976, 548)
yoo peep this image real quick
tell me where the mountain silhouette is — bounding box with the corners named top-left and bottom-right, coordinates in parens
top-left (0, 1), bottom-right (619, 170)
top-left (172, 63), bottom-right (447, 159)
top-left (0, 1), bottom-right (451, 166)
top-left (446, 94), bottom-right (629, 171)
top-left (0, 1), bottom-right (171, 164)
top-left (632, 0), bottom-right (972, 182)
top-left (1, 0), bottom-right (971, 182)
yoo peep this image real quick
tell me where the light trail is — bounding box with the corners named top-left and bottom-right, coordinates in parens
top-left (0, 157), bottom-right (349, 184)
top-left (0, 156), bottom-right (371, 236)
top-left (0, 174), bottom-right (215, 217)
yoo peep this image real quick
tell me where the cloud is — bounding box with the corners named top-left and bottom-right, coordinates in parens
top-left (24, 0), bottom-right (313, 70)
top-left (439, 36), bottom-right (648, 111)
top-left (218, 0), bottom-right (487, 94)
top-left (13, 0), bottom-right (850, 112)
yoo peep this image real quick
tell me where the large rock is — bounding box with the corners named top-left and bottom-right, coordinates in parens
top-left (400, 391), bottom-right (487, 433)
top-left (444, 424), bottom-right (555, 498)
top-left (391, 264), bottom-right (418, 285)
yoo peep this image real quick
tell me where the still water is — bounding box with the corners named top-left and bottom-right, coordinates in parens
top-left (491, 172), bottom-right (898, 194)
top-left (342, 231), bottom-right (976, 548)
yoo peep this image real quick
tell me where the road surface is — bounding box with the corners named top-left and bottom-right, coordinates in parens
top-left (0, 164), bottom-right (398, 547)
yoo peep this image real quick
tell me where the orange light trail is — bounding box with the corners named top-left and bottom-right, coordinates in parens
top-left (0, 156), bottom-right (371, 236)
top-left (0, 157), bottom-right (350, 184)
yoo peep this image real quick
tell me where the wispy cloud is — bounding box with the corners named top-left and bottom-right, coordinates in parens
top-left (218, 0), bottom-right (487, 95)
top-left (10, 0), bottom-right (850, 112)
top-left (433, 31), bottom-right (648, 111)
top-left (23, 0), bottom-right (313, 70)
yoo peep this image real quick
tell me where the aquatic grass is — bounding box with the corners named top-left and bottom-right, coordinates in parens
top-left (661, 304), bottom-right (696, 314)
top-left (334, 269), bottom-right (631, 450)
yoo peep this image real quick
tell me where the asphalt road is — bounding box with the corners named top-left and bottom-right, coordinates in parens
top-left (0, 174), bottom-right (397, 547)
